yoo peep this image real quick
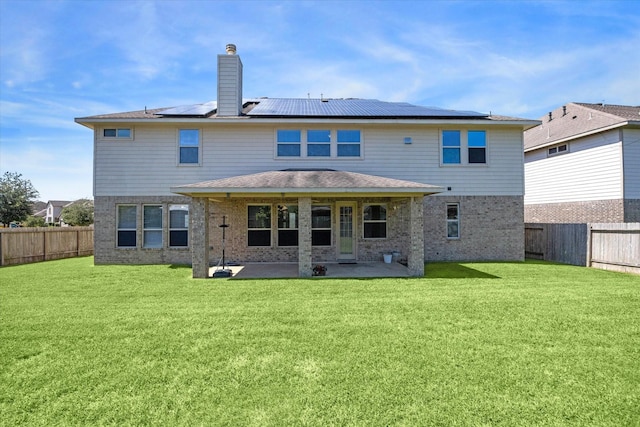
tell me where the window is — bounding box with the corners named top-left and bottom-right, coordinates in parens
top-left (337, 130), bottom-right (361, 157)
top-left (117, 205), bottom-right (137, 247)
top-left (179, 129), bottom-right (200, 164)
top-left (277, 130), bottom-right (301, 157)
top-left (468, 131), bottom-right (486, 164)
top-left (307, 130), bottom-right (331, 157)
top-left (277, 205), bottom-right (298, 246)
top-left (312, 205), bottom-right (332, 246)
top-left (103, 128), bottom-right (131, 138)
top-left (442, 130), bottom-right (461, 164)
top-left (446, 203), bottom-right (460, 239)
top-left (363, 204), bottom-right (387, 238)
top-left (248, 205), bottom-right (271, 246)
top-left (143, 205), bottom-right (163, 248)
top-left (548, 143), bottom-right (568, 156)
top-left (169, 205), bottom-right (189, 247)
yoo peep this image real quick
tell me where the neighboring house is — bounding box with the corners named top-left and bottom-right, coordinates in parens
top-left (75, 44), bottom-right (538, 278)
top-left (45, 200), bottom-right (72, 225)
top-left (524, 103), bottom-right (640, 223)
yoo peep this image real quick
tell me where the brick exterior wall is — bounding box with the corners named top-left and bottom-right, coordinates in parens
top-left (424, 196), bottom-right (524, 261)
top-left (94, 196), bottom-right (193, 265)
top-left (96, 195), bottom-right (525, 266)
top-left (524, 199), bottom-right (629, 223)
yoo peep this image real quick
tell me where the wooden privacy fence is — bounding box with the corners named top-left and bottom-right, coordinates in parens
top-left (0, 227), bottom-right (93, 266)
top-left (525, 223), bottom-right (640, 275)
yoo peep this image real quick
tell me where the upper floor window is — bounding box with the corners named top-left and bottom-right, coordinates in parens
top-left (468, 131), bottom-right (486, 164)
top-left (277, 204), bottom-right (298, 246)
top-left (548, 143), bottom-right (568, 157)
top-left (179, 129), bottom-right (200, 164)
top-left (337, 130), bottom-right (361, 157)
top-left (442, 130), bottom-right (487, 165)
top-left (103, 128), bottom-right (132, 138)
top-left (363, 204), bottom-right (387, 239)
top-left (248, 205), bottom-right (271, 247)
top-left (442, 130), bottom-right (461, 164)
top-left (307, 130), bottom-right (331, 157)
top-left (277, 130), bottom-right (301, 157)
top-left (117, 205), bottom-right (137, 248)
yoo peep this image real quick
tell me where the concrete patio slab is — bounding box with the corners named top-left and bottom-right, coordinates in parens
top-left (209, 261), bottom-right (410, 279)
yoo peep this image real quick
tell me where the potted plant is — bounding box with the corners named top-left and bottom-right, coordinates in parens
top-left (312, 264), bottom-right (327, 276)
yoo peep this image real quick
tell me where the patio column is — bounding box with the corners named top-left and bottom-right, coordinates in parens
top-left (298, 197), bottom-right (312, 277)
top-left (191, 197), bottom-right (210, 278)
top-left (408, 196), bottom-right (425, 277)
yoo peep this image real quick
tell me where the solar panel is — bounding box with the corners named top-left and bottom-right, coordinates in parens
top-left (157, 101), bottom-right (217, 116)
top-left (247, 98), bottom-right (487, 118)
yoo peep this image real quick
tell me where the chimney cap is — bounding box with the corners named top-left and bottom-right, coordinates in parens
top-left (225, 44), bottom-right (237, 55)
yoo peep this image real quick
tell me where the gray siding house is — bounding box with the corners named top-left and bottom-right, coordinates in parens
top-left (76, 45), bottom-right (538, 278)
top-left (524, 103), bottom-right (640, 223)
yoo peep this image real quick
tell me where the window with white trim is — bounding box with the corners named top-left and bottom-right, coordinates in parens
top-left (178, 129), bottom-right (200, 164)
top-left (446, 203), bottom-right (460, 239)
top-left (117, 205), bottom-right (137, 247)
top-left (277, 204), bottom-right (298, 246)
top-left (468, 130), bottom-right (486, 164)
top-left (248, 205), bottom-right (271, 246)
top-left (143, 205), bottom-right (163, 248)
top-left (103, 128), bottom-right (132, 138)
top-left (337, 130), bottom-right (361, 157)
top-left (169, 205), bottom-right (189, 247)
top-left (307, 130), bottom-right (331, 157)
top-left (548, 143), bottom-right (568, 156)
top-left (277, 130), bottom-right (301, 157)
top-left (363, 204), bottom-right (387, 239)
top-left (442, 130), bottom-right (461, 164)
top-left (442, 130), bottom-right (488, 165)
top-left (312, 205), bottom-right (331, 246)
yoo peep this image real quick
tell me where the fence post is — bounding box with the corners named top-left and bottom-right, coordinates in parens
top-left (586, 223), bottom-right (592, 267)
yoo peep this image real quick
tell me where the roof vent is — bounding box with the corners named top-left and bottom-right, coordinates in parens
top-left (562, 106), bottom-right (567, 116)
top-left (548, 112), bottom-right (552, 122)
top-left (225, 44), bottom-right (237, 55)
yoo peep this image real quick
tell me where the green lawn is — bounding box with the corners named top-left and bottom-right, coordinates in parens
top-left (1, 258), bottom-right (638, 426)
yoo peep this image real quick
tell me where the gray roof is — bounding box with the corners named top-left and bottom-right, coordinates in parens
top-left (76, 98), bottom-right (537, 124)
top-left (524, 102), bottom-right (640, 151)
top-left (171, 169), bottom-right (443, 197)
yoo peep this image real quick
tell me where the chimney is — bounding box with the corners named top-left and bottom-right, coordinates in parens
top-left (217, 44), bottom-right (243, 116)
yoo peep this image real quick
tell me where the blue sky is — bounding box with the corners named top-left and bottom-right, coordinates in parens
top-left (1, 0), bottom-right (639, 202)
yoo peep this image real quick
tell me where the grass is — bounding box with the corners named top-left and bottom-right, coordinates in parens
top-left (1, 257), bottom-right (638, 426)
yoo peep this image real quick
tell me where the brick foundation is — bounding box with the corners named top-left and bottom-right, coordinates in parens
top-left (524, 199), bottom-right (635, 223)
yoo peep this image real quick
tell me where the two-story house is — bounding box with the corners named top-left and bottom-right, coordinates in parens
top-left (524, 103), bottom-right (640, 223)
top-left (76, 44), bottom-right (538, 278)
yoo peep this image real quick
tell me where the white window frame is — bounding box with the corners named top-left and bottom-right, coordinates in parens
top-left (440, 130), bottom-right (488, 166)
top-left (116, 204), bottom-right (137, 248)
top-left (101, 127), bottom-right (133, 140)
top-left (446, 203), bottom-right (460, 239)
top-left (247, 204), bottom-right (272, 247)
top-left (277, 204), bottom-right (299, 247)
top-left (275, 129), bottom-right (363, 159)
top-left (312, 205), bottom-right (332, 246)
top-left (169, 204), bottom-right (189, 248)
top-left (177, 128), bottom-right (202, 166)
top-left (363, 204), bottom-right (387, 239)
top-left (143, 205), bottom-right (163, 249)
top-left (547, 143), bottom-right (569, 157)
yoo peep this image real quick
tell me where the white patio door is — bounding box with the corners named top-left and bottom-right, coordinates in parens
top-left (337, 202), bottom-right (357, 260)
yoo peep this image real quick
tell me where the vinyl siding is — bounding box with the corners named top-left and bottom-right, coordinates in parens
top-left (94, 122), bottom-right (525, 197)
top-left (623, 128), bottom-right (640, 198)
top-left (524, 129), bottom-right (623, 204)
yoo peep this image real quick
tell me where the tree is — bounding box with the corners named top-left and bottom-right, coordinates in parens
top-left (61, 199), bottom-right (94, 226)
top-left (23, 215), bottom-right (46, 227)
top-left (0, 172), bottom-right (40, 227)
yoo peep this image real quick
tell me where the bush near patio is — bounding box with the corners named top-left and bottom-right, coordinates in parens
top-left (1, 257), bottom-right (638, 426)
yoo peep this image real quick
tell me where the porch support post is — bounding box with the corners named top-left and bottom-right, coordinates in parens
top-left (408, 196), bottom-right (425, 277)
top-left (298, 197), bottom-right (312, 277)
top-left (191, 197), bottom-right (210, 278)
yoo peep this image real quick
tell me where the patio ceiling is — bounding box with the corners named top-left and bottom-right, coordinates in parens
top-left (170, 169), bottom-right (444, 198)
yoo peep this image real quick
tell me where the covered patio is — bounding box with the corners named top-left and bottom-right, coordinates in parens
top-left (171, 169), bottom-right (443, 279)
